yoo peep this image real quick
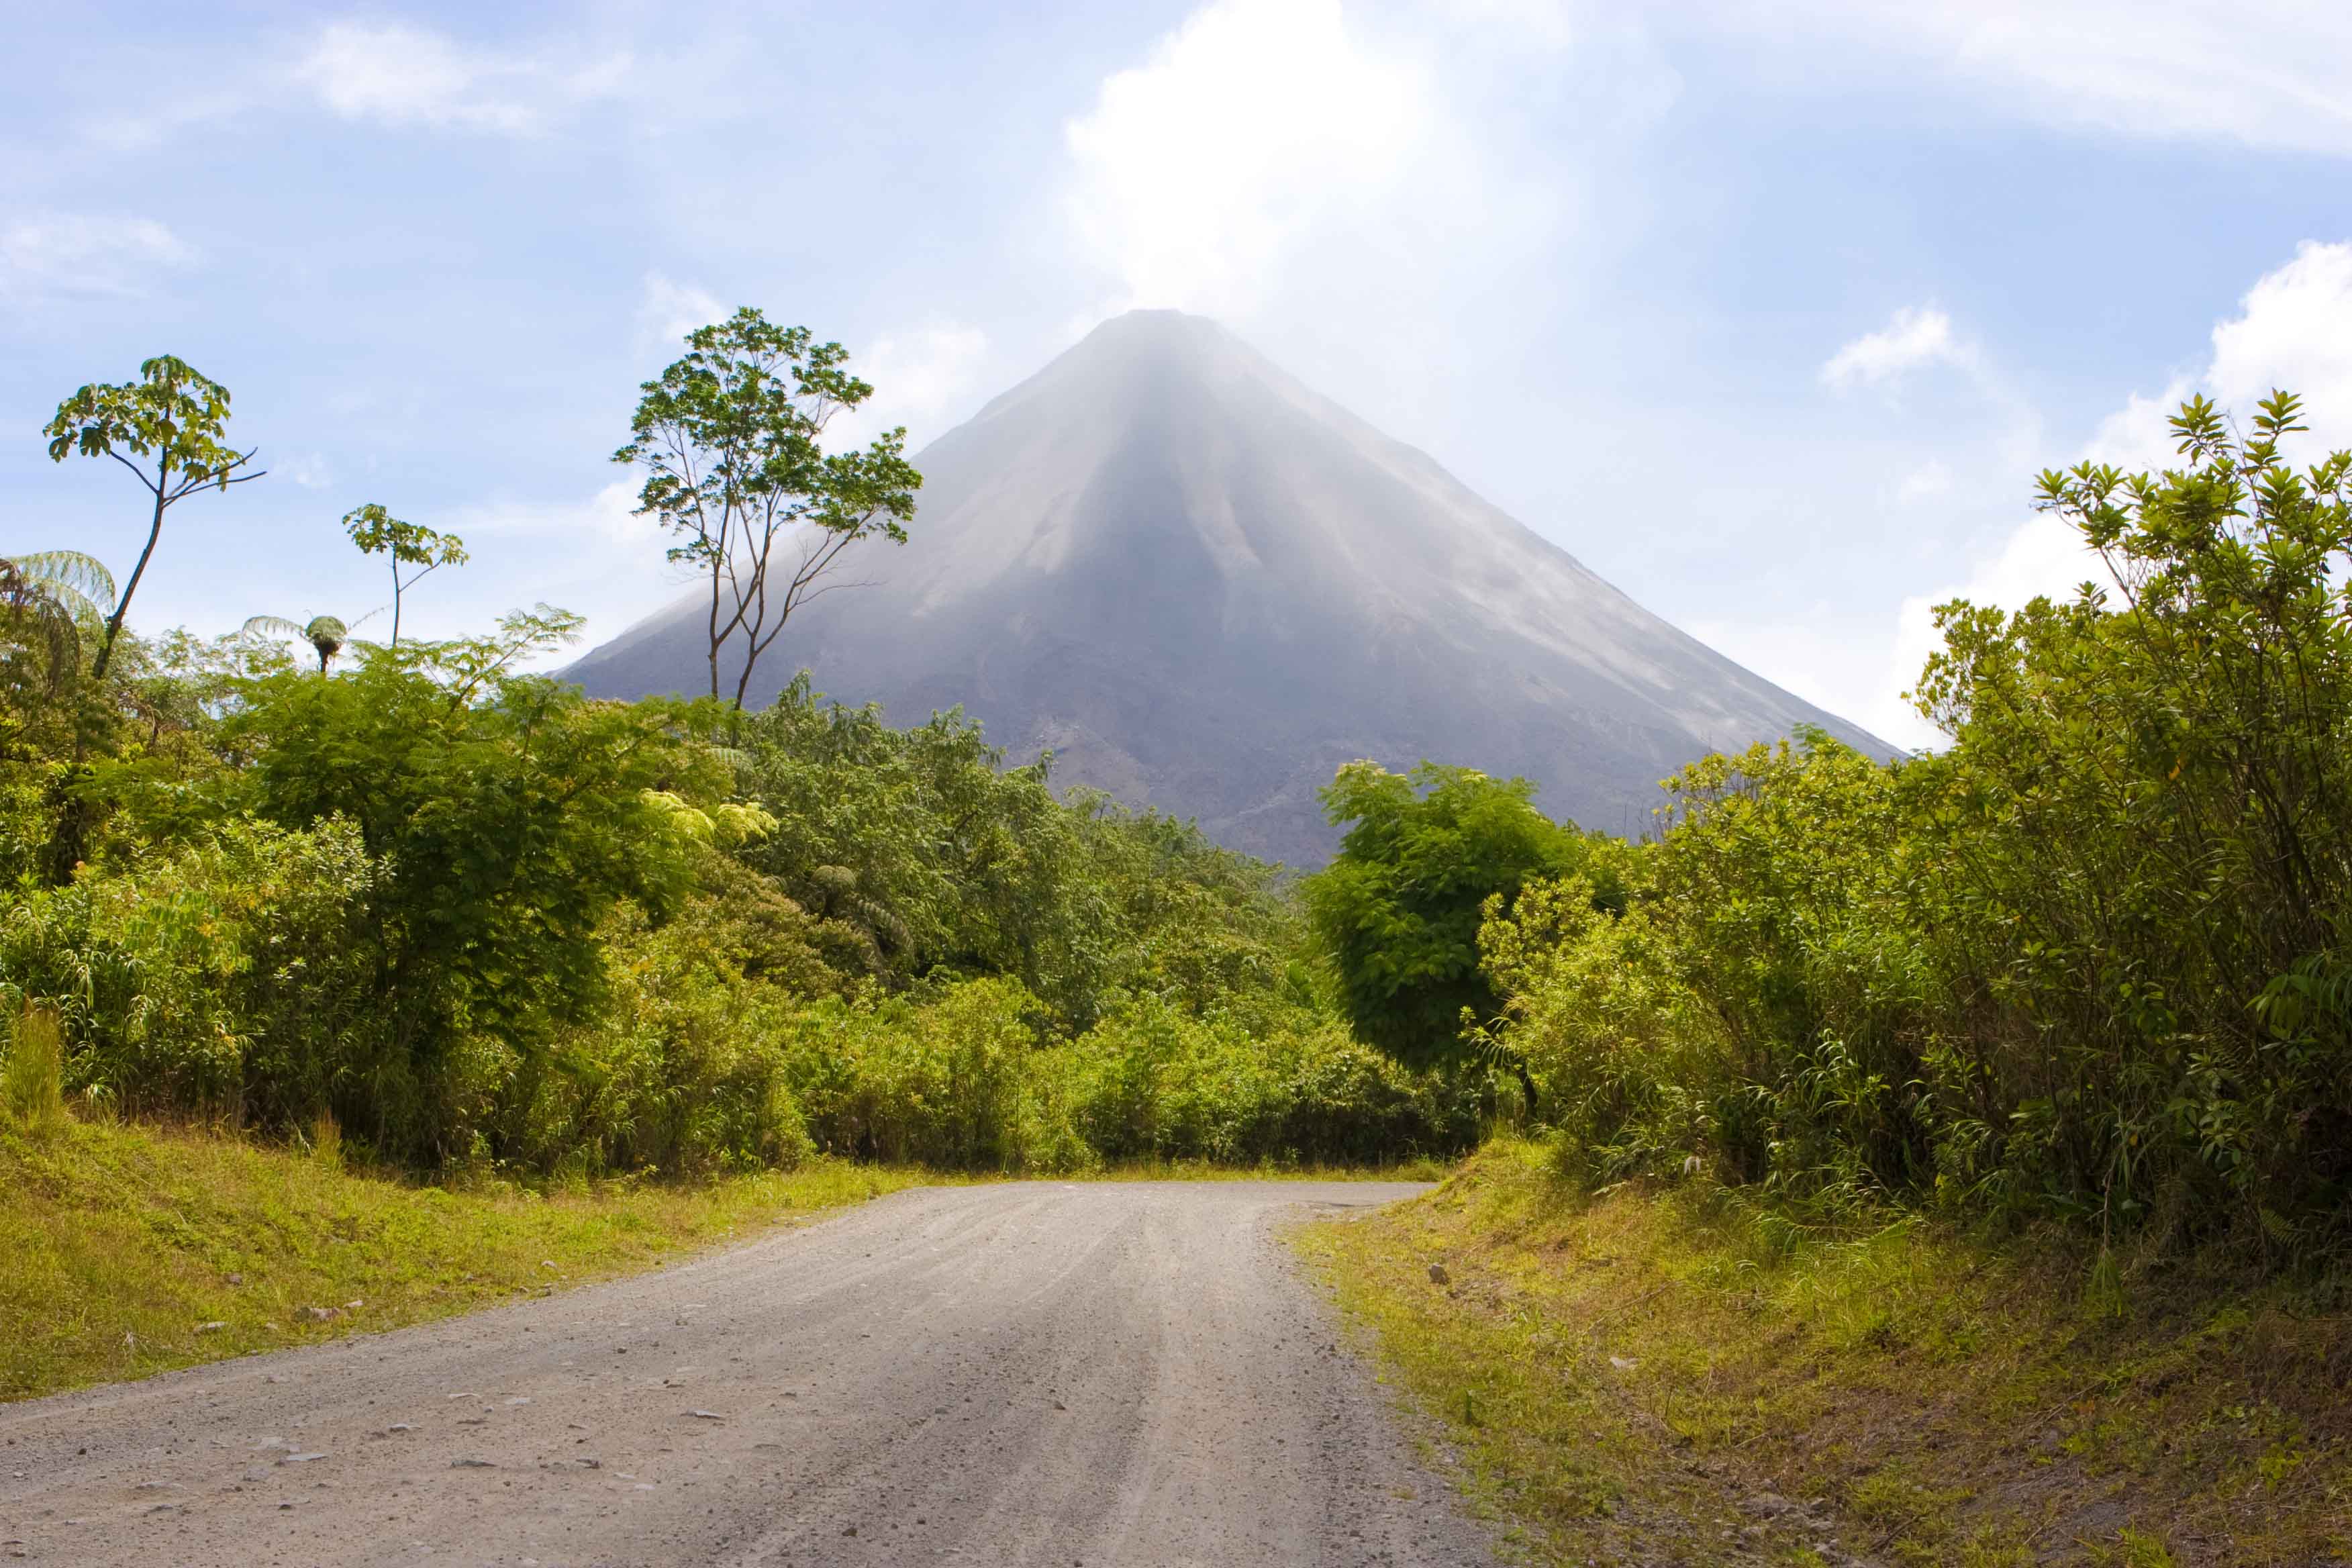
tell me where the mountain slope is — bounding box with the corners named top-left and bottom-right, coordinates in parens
top-left (571, 311), bottom-right (1894, 865)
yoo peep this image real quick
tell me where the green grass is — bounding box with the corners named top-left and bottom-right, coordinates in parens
top-left (1297, 1140), bottom-right (2352, 1567)
top-left (0, 1114), bottom-right (928, 1403)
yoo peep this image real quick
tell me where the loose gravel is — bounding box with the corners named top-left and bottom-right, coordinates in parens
top-left (0, 1181), bottom-right (1499, 1567)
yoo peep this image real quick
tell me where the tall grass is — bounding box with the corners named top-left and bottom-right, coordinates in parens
top-left (2, 1003), bottom-right (68, 1133)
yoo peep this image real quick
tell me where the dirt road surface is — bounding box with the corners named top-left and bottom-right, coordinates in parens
top-left (0, 1181), bottom-right (1500, 1567)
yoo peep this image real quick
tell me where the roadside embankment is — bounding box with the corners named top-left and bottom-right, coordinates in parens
top-left (1, 1110), bottom-right (1443, 1406)
top-left (1298, 1140), bottom-right (2352, 1567)
top-left (0, 1116), bottom-right (920, 1402)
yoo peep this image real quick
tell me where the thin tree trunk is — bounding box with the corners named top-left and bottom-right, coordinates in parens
top-left (390, 554), bottom-right (403, 648)
top-left (93, 459), bottom-right (169, 681)
top-left (707, 561), bottom-right (724, 702)
top-left (732, 629), bottom-right (763, 709)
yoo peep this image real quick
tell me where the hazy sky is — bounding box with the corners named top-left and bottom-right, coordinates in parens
top-left (5, 1), bottom-right (2350, 749)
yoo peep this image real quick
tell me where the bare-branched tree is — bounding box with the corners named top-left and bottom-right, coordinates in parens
top-left (614, 308), bottom-right (921, 708)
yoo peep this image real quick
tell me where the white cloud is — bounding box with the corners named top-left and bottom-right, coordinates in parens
top-left (2205, 240), bottom-right (2352, 419)
top-left (293, 22), bottom-right (626, 136)
top-left (78, 91), bottom-right (252, 154)
top-left (67, 20), bottom-right (630, 149)
top-left (2078, 379), bottom-right (2195, 475)
top-left (1449, 0), bottom-right (1575, 51)
top-left (2081, 241), bottom-right (2352, 473)
top-left (1045, 0), bottom-right (1607, 454)
top-left (459, 480), bottom-right (657, 551)
top-left (0, 213), bottom-right (192, 305)
top-left (1055, 0), bottom-right (1595, 331)
top-left (636, 273), bottom-right (728, 354)
top-left (1820, 306), bottom-right (1970, 391)
top-left (1895, 460), bottom-right (1952, 505)
top-left (826, 322), bottom-right (991, 453)
top-left (279, 453), bottom-right (336, 491)
top-left (1700, 1), bottom-right (2352, 159)
top-left (1884, 239), bottom-right (2352, 746)
top-left (1061, 0), bottom-right (1436, 317)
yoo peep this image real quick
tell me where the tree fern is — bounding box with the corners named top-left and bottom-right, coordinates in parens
top-left (3, 550), bottom-right (115, 621)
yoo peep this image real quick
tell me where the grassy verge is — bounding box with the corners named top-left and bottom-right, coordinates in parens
top-left (0, 1116), bottom-right (926, 1404)
top-left (1297, 1140), bottom-right (2352, 1567)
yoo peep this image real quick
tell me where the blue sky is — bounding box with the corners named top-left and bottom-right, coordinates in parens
top-left (5, 0), bottom-right (2349, 750)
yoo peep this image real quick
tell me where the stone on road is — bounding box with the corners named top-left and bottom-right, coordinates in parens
top-left (0, 1181), bottom-right (1499, 1566)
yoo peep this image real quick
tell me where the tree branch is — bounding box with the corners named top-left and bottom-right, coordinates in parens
top-left (105, 448), bottom-right (163, 498)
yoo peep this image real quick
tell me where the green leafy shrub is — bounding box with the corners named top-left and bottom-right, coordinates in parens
top-left (1304, 762), bottom-right (1622, 1110)
top-left (209, 620), bottom-right (736, 1161)
top-left (1069, 997), bottom-right (1285, 1161)
top-left (1479, 391), bottom-right (2352, 1260)
top-left (1259, 1016), bottom-right (1481, 1165)
top-left (1475, 871), bottom-right (1714, 1189)
top-left (1063, 999), bottom-right (1473, 1165)
top-left (783, 978), bottom-right (1086, 1171)
top-left (492, 906), bottom-right (815, 1176)
top-left (1904, 393), bottom-right (2352, 1246)
top-left (0, 816), bottom-right (381, 1129)
top-left (756, 979), bottom-right (1473, 1174)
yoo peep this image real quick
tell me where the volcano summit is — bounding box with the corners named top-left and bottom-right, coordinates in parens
top-left (569, 311), bottom-right (1891, 865)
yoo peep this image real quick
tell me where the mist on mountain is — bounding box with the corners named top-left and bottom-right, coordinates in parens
top-left (569, 309), bottom-right (1892, 865)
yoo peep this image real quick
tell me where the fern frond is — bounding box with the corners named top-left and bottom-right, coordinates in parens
top-left (5, 551), bottom-right (115, 620)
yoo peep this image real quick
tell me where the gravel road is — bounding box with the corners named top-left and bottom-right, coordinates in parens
top-left (0, 1181), bottom-right (1500, 1567)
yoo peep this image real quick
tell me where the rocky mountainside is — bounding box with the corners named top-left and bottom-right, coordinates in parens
top-left (569, 310), bottom-right (1892, 865)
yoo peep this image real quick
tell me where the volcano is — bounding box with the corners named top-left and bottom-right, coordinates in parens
top-left (568, 310), bottom-right (1893, 865)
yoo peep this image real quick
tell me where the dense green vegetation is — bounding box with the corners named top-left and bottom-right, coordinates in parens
top-left (1303, 761), bottom-right (1624, 1113)
top-left (1430, 393), bottom-right (2352, 1266)
top-left (0, 338), bottom-right (1486, 1185)
top-left (0, 610), bottom-right (1475, 1172)
top-left (1277, 390), bottom-right (2352, 1561)
top-left (0, 340), bottom-right (1479, 1181)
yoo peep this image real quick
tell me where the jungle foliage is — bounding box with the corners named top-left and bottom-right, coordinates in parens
top-left (1, 341), bottom-right (1479, 1178)
top-left (1302, 762), bottom-right (1623, 1112)
top-left (1462, 392), bottom-right (2352, 1263)
top-left (0, 596), bottom-right (1473, 1175)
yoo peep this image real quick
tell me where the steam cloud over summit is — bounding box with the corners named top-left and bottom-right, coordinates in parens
top-left (571, 311), bottom-right (1892, 864)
